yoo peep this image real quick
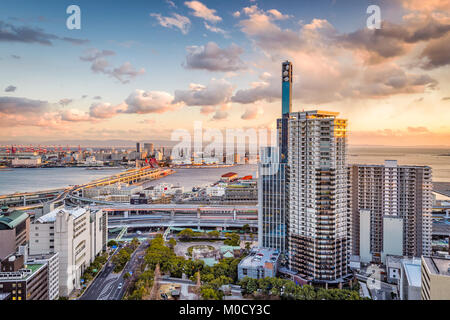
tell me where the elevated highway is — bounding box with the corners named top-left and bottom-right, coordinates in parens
top-left (107, 214), bottom-right (257, 229)
top-left (4, 166), bottom-right (174, 211)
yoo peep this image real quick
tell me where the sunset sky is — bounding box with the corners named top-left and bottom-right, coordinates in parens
top-left (1, 0), bottom-right (449, 146)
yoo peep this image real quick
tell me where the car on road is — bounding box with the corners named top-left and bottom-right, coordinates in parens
top-left (117, 283), bottom-right (123, 290)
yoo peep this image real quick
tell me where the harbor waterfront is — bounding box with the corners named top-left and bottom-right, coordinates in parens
top-left (1, 147), bottom-right (449, 196)
top-left (0, 164), bottom-right (257, 196)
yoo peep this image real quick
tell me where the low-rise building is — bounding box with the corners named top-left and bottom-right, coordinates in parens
top-left (206, 186), bottom-right (226, 197)
top-left (421, 256), bottom-right (450, 300)
top-left (0, 254), bottom-right (48, 300)
top-left (0, 207), bottom-right (29, 260)
top-left (400, 258), bottom-right (422, 300)
top-left (221, 172), bottom-right (238, 182)
top-left (237, 248), bottom-right (280, 280)
top-left (385, 255), bottom-right (422, 300)
top-left (11, 157), bottom-right (41, 167)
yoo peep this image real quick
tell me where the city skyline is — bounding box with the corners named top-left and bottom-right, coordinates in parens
top-left (1, 0), bottom-right (450, 147)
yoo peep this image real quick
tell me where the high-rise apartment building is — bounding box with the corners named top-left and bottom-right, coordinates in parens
top-left (259, 62), bottom-right (350, 284)
top-left (287, 110), bottom-right (349, 283)
top-left (350, 160), bottom-right (432, 263)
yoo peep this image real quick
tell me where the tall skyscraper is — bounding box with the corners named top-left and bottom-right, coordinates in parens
top-left (259, 61), bottom-right (350, 284)
top-left (281, 61), bottom-right (292, 116)
top-left (349, 160), bottom-right (432, 263)
top-left (144, 143), bottom-right (154, 156)
top-left (287, 110), bottom-right (349, 283)
top-left (136, 142), bottom-right (142, 153)
top-left (258, 147), bottom-right (288, 254)
top-left (280, 61), bottom-right (292, 162)
top-left (258, 61), bottom-right (292, 256)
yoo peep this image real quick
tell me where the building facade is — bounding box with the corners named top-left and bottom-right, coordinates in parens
top-left (286, 110), bottom-right (349, 283)
top-left (421, 256), bottom-right (450, 300)
top-left (350, 160), bottom-right (432, 263)
top-left (27, 252), bottom-right (60, 300)
top-left (237, 248), bottom-right (280, 281)
top-left (29, 207), bottom-right (106, 297)
top-left (0, 254), bottom-right (49, 300)
top-left (258, 147), bottom-right (288, 255)
top-left (0, 208), bottom-right (29, 261)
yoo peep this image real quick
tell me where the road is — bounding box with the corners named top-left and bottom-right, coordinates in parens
top-left (80, 241), bottom-right (148, 300)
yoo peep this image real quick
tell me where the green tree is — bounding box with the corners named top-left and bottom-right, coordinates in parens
top-left (179, 228), bottom-right (195, 240)
top-left (200, 287), bottom-right (221, 300)
top-left (168, 238), bottom-right (177, 248)
top-left (130, 237), bottom-right (140, 250)
top-left (107, 240), bottom-right (118, 247)
top-left (207, 230), bottom-right (220, 238)
top-left (224, 233), bottom-right (240, 246)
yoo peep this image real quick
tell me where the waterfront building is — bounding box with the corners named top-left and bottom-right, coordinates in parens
top-left (29, 207), bottom-right (107, 296)
top-left (144, 143), bottom-right (154, 156)
top-left (220, 172), bottom-right (238, 182)
top-left (11, 157), bottom-right (41, 168)
top-left (0, 207), bottom-right (29, 260)
top-left (350, 160), bottom-right (433, 263)
top-left (421, 256), bottom-right (450, 300)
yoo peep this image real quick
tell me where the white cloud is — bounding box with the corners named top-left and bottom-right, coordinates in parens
top-left (174, 78), bottom-right (233, 106)
top-left (124, 90), bottom-right (179, 114)
top-left (204, 22), bottom-right (228, 36)
top-left (150, 13), bottom-right (191, 34)
top-left (183, 42), bottom-right (245, 72)
top-left (184, 1), bottom-right (222, 23)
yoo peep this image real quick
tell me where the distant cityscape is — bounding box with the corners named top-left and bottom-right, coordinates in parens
top-left (0, 60), bottom-right (449, 302)
top-left (0, 141), bottom-right (257, 169)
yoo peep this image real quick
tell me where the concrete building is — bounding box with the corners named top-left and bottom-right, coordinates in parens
top-left (238, 248), bottom-right (280, 280)
top-left (0, 207), bottom-right (30, 260)
top-left (400, 258), bottom-right (422, 300)
top-left (155, 151), bottom-right (163, 161)
top-left (29, 207), bottom-right (107, 296)
top-left (386, 255), bottom-right (422, 300)
top-left (287, 110), bottom-right (349, 284)
top-left (0, 254), bottom-right (49, 300)
top-left (206, 186), bottom-right (226, 197)
top-left (349, 160), bottom-right (433, 263)
top-left (359, 210), bottom-right (371, 264)
top-left (143, 143), bottom-right (154, 156)
top-left (11, 157), bottom-right (41, 167)
top-left (382, 216), bottom-right (404, 262)
top-left (421, 256), bottom-right (450, 300)
top-left (27, 252), bottom-right (60, 300)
